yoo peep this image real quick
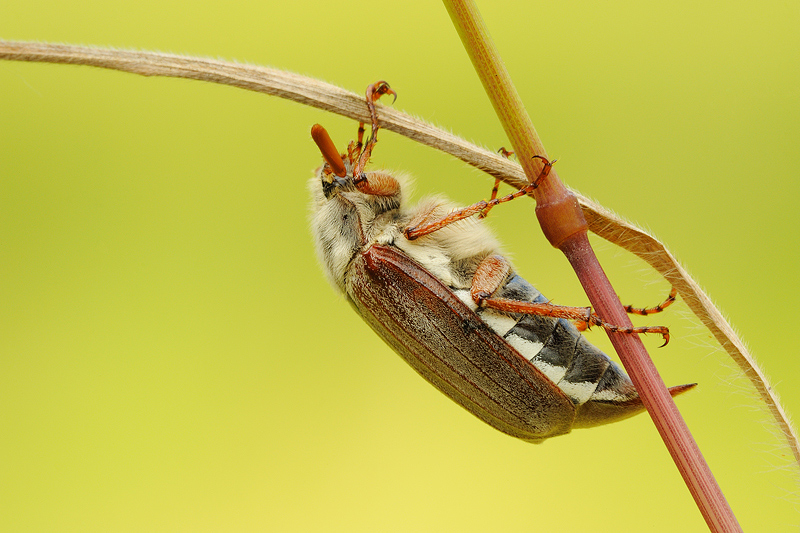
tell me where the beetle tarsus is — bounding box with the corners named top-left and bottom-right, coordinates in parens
top-left (531, 154), bottom-right (556, 189)
top-left (497, 147), bottom-right (514, 159)
top-left (625, 287), bottom-right (678, 316)
top-left (353, 81), bottom-right (397, 178)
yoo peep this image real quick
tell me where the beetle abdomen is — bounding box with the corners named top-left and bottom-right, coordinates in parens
top-left (455, 273), bottom-right (675, 428)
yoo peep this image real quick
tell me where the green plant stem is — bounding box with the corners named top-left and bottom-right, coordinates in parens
top-left (441, 1), bottom-right (742, 531)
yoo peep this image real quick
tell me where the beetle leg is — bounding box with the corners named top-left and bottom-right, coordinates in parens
top-left (470, 255), bottom-right (513, 302)
top-left (497, 147), bottom-right (515, 159)
top-left (404, 201), bottom-right (490, 240)
top-left (625, 287), bottom-right (677, 316)
top-left (404, 155), bottom-right (555, 240)
top-left (352, 170), bottom-right (401, 198)
top-left (353, 122), bottom-right (366, 159)
top-left (479, 148), bottom-right (514, 219)
top-left (365, 80), bottom-right (396, 143)
top-left (479, 297), bottom-right (671, 347)
top-left (477, 178), bottom-right (502, 220)
top-left (353, 81), bottom-right (396, 179)
top-left (470, 256), bottom-right (672, 347)
top-left (575, 288), bottom-right (677, 335)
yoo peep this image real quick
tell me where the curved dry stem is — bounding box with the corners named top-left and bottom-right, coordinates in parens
top-left (1, 39), bottom-right (798, 466)
top-left (582, 199), bottom-right (800, 466)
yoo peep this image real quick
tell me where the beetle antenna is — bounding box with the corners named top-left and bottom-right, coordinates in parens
top-left (311, 124), bottom-right (346, 178)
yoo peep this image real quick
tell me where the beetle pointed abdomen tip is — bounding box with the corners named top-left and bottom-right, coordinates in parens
top-left (668, 383), bottom-right (698, 397)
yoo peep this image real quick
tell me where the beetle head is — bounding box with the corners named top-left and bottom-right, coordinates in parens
top-left (309, 124), bottom-right (405, 292)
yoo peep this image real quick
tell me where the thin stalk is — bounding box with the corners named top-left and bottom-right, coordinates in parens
top-left (441, 1), bottom-right (741, 531)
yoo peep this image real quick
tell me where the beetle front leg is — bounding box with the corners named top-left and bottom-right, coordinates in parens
top-left (353, 81), bottom-right (396, 179)
top-left (404, 201), bottom-right (491, 240)
top-left (349, 122), bottom-right (366, 164)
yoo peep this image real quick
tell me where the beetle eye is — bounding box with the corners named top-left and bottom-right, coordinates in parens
top-left (322, 175), bottom-right (337, 199)
top-left (322, 174), bottom-right (349, 199)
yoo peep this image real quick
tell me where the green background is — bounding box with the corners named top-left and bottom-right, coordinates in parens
top-left (2, 1), bottom-right (799, 531)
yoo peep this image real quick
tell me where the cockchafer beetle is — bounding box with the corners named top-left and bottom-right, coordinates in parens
top-left (308, 81), bottom-right (694, 443)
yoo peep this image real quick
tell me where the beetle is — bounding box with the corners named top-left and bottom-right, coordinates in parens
top-left (308, 81), bottom-right (694, 442)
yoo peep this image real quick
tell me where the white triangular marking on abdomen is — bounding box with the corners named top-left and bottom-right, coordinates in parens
top-left (479, 309), bottom-right (519, 337)
top-left (528, 358), bottom-right (567, 384)
top-left (453, 290), bottom-right (478, 312)
top-left (590, 389), bottom-right (631, 402)
top-left (557, 380), bottom-right (596, 404)
top-left (505, 332), bottom-right (544, 361)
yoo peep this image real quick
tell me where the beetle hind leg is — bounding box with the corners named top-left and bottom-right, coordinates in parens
top-left (575, 287), bottom-right (676, 323)
top-left (574, 288), bottom-right (677, 345)
top-left (625, 287), bottom-right (677, 316)
top-left (483, 298), bottom-right (671, 346)
top-left (469, 256), bottom-right (671, 346)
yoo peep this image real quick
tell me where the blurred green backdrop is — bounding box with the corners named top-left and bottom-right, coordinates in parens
top-left (2, 1), bottom-right (799, 531)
